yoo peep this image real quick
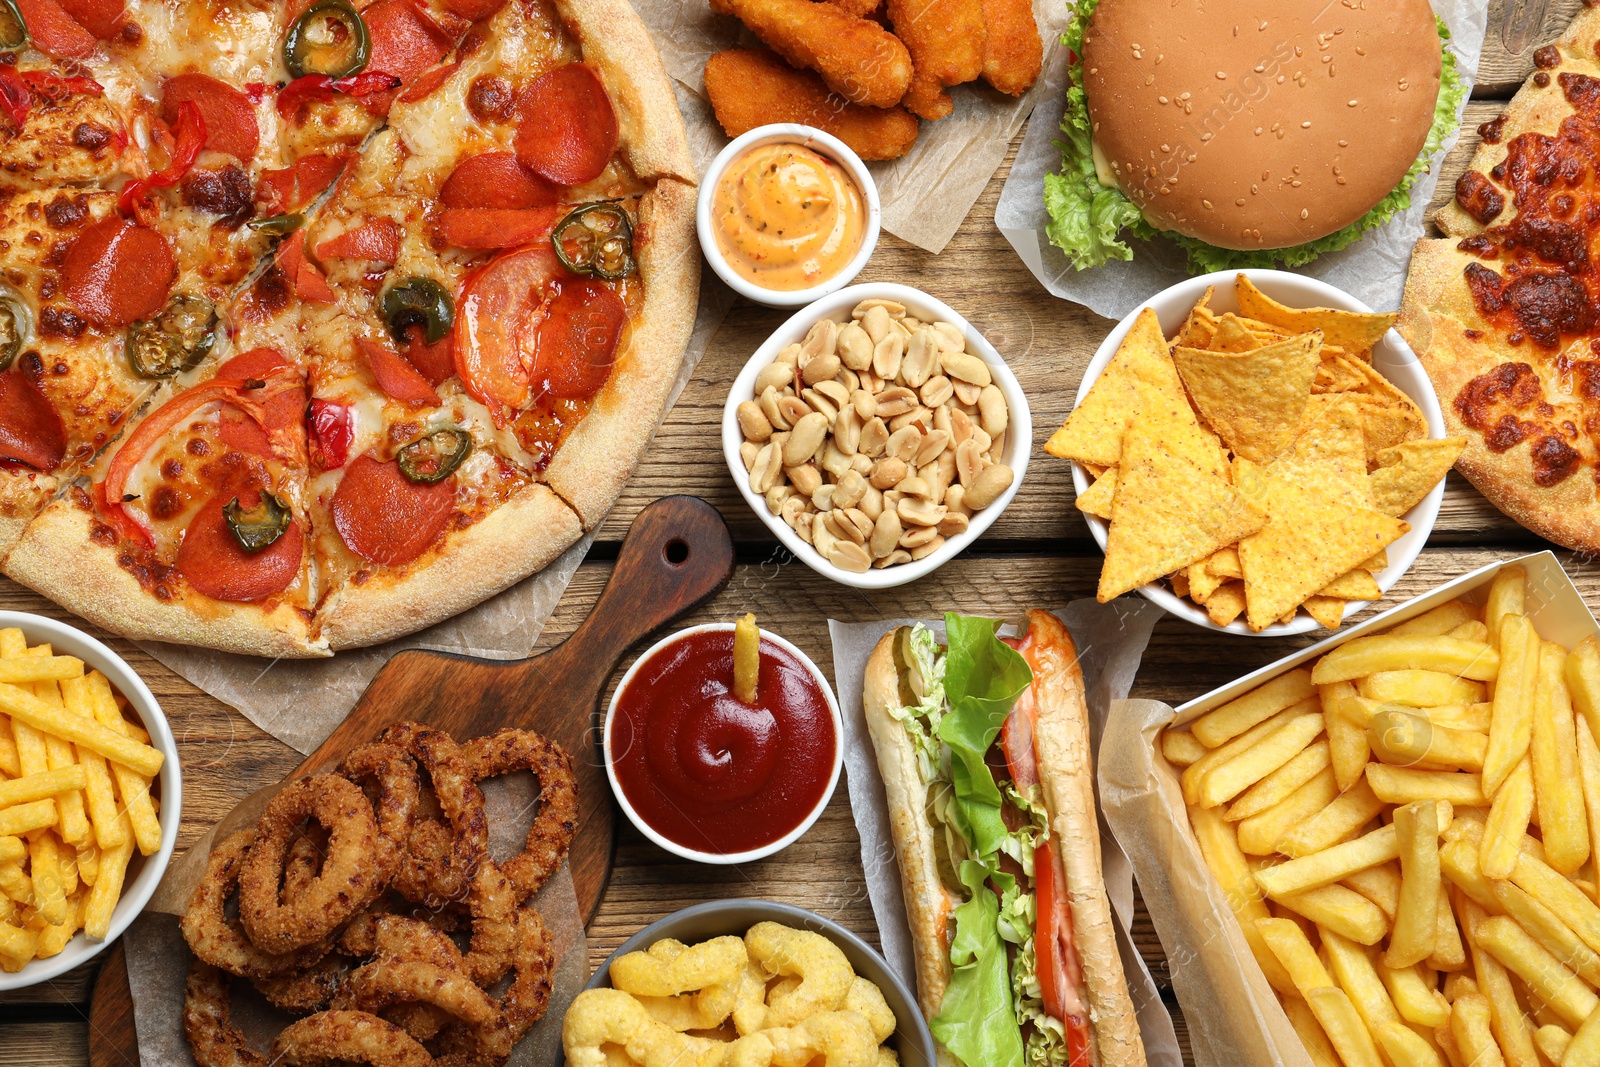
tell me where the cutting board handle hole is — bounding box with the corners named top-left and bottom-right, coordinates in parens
top-left (664, 538), bottom-right (690, 565)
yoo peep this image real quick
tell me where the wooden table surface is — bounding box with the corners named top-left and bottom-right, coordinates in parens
top-left (0, 2), bottom-right (1585, 1061)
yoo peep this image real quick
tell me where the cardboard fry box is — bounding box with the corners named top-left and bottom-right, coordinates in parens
top-left (1097, 550), bottom-right (1592, 1067)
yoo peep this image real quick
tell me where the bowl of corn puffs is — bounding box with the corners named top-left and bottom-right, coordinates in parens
top-left (0, 611), bottom-right (179, 989)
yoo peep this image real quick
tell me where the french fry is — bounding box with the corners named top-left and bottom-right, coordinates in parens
top-left (1227, 740), bottom-right (1332, 821)
top-left (1189, 803), bottom-right (1298, 995)
top-left (1200, 711), bottom-right (1325, 808)
top-left (733, 613), bottom-right (759, 705)
top-left (1569, 636), bottom-right (1600, 744)
top-left (1485, 567), bottom-right (1527, 652)
top-left (0, 682), bottom-right (162, 777)
top-left (0, 837), bottom-right (21, 865)
top-left (1434, 1019), bottom-right (1469, 1067)
top-left (0, 719), bottom-right (19, 778)
top-left (28, 830), bottom-right (67, 926)
top-left (1441, 832), bottom-right (1501, 912)
top-left (84, 816), bottom-right (134, 941)
top-left (1565, 1007), bottom-right (1600, 1067)
top-left (1346, 861), bottom-right (1403, 919)
top-left (1367, 766), bottom-right (1487, 807)
top-left (1281, 779), bottom-right (1388, 858)
top-left (1442, 973), bottom-right (1477, 1003)
top-left (1485, 615), bottom-right (1538, 796)
top-left (0, 922), bottom-right (36, 966)
top-left (1427, 704), bottom-right (1493, 733)
top-left (59, 677), bottom-right (127, 853)
top-left (1535, 1024), bottom-right (1572, 1066)
top-left (1489, 880), bottom-right (1600, 987)
top-left (1473, 915), bottom-right (1598, 1029)
top-left (0, 767), bottom-right (86, 808)
top-left (1450, 993), bottom-right (1508, 1067)
top-left (1509, 851), bottom-right (1600, 958)
top-left (1284, 995), bottom-right (1345, 1067)
top-left (1387, 801), bottom-right (1442, 969)
top-left (0, 656), bottom-right (83, 685)
top-left (1379, 959), bottom-right (1451, 1027)
top-left (1360, 671), bottom-right (1487, 709)
top-left (33, 893), bottom-right (84, 959)
top-left (77, 842), bottom-right (97, 887)
top-left (1311, 636), bottom-right (1500, 686)
top-left (1305, 986), bottom-right (1387, 1067)
top-left (1389, 601), bottom-right (1479, 639)
top-left (1161, 729), bottom-right (1207, 768)
top-left (1482, 757), bottom-right (1535, 879)
top-left (1577, 716), bottom-right (1600, 906)
top-left (1255, 823), bottom-right (1402, 897)
top-left (1449, 621), bottom-right (1491, 644)
top-left (1275, 885), bottom-right (1389, 945)
top-left (1323, 926), bottom-right (1404, 1031)
top-left (1368, 709), bottom-right (1487, 772)
top-left (26, 671), bottom-right (89, 850)
top-left (1239, 767), bottom-right (1341, 855)
top-left (1429, 883), bottom-right (1466, 972)
top-left (0, 799), bottom-right (58, 837)
top-left (83, 673), bottom-right (160, 856)
top-left (1192, 668), bottom-right (1317, 747)
top-left (1377, 1020), bottom-right (1446, 1067)
top-left (1324, 681), bottom-right (1372, 791)
top-left (1534, 642), bottom-right (1591, 874)
top-left (1183, 702), bottom-right (1317, 805)
top-left (1458, 899), bottom-right (1539, 1067)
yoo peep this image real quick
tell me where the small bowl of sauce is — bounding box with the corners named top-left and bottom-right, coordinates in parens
top-left (698, 124), bottom-right (881, 309)
top-left (604, 622), bottom-right (843, 864)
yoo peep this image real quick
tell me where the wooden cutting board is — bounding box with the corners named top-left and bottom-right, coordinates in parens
top-left (87, 494), bottom-right (735, 1066)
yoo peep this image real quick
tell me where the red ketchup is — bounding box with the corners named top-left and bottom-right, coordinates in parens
top-left (609, 629), bottom-right (836, 856)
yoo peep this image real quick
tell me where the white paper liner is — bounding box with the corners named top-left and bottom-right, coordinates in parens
top-left (637, 0), bottom-right (1071, 254)
top-left (126, 768), bottom-right (586, 1066)
top-left (827, 598), bottom-right (1181, 1067)
top-left (994, 0), bottom-right (1490, 321)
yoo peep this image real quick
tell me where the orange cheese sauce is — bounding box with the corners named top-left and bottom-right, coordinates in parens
top-left (711, 143), bottom-right (865, 292)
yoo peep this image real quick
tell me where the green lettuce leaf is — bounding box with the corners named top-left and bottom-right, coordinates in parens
top-left (931, 860), bottom-right (1027, 1067)
top-left (1043, 9), bottom-right (1467, 272)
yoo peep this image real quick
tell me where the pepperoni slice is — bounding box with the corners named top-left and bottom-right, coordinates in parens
top-left (218, 348), bottom-right (305, 444)
top-left (0, 371), bottom-right (66, 472)
top-left (401, 327), bottom-right (454, 387)
top-left (397, 61), bottom-right (458, 104)
top-left (56, 0), bottom-right (123, 37)
top-left (162, 74), bottom-right (260, 162)
top-left (315, 217), bottom-right (401, 263)
top-left (331, 454), bottom-right (454, 566)
top-left (442, 0), bottom-right (504, 19)
top-left (357, 337), bottom-right (440, 405)
top-left (433, 206), bottom-right (559, 249)
top-left (454, 244), bottom-right (564, 423)
top-left (532, 279), bottom-right (625, 399)
top-left (276, 230), bottom-right (335, 303)
top-left (256, 151), bottom-right (350, 213)
top-left (177, 492), bottom-right (304, 602)
top-left (14, 0), bottom-right (97, 58)
top-left (440, 152), bottom-right (558, 209)
top-left (62, 218), bottom-right (175, 327)
top-left (362, 0), bottom-right (452, 112)
top-left (514, 64), bottom-right (617, 186)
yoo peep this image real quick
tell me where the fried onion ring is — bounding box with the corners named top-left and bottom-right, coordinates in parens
top-left (252, 954), bottom-right (351, 1015)
top-left (183, 960), bottom-right (267, 1067)
top-left (427, 903), bottom-right (556, 1067)
top-left (238, 775), bottom-right (386, 955)
top-left (381, 722), bottom-right (489, 906)
top-left (337, 742), bottom-right (421, 879)
top-left (458, 859), bottom-right (522, 989)
top-left (333, 959), bottom-right (498, 1029)
top-left (458, 728), bottom-right (578, 902)
top-left (269, 1010), bottom-right (435, 1067)
top-left (180, 831), bottom-right (326, 979)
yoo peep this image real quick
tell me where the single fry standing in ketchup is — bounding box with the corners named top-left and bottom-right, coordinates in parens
top-left (607, 618), bottom-right (841, 860)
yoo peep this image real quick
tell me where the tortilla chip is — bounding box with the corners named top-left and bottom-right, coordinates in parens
top-left (1234, 274), bottom-right (1397, 351)
top-left (1187, 558), bottom-right (1228, 604)
top-left (1075, 467), bottom-right (1117, 519)
top-left (1084, 463), bottom-right (1108, 478)
top-left (1047, 307), bottom-right (1188, 467)
top-left (1370, 438), bottom-right (1466, 517)
top-left (1170, 571), bottom-right (1191, 599)
top-left (1234, 458), bottom-right (1409, 631)
top-left (1331, 357), bottom-right (1429, 462)
top-left (1097, 421), bottom-right (1269, 602)
top-left (1173, 332), bottom-right (1322, 463)
top-left (1207, 545), bottom-right (1242, 579)
top-left (1274, 395), bottom-right (1373, 509)
top-left (1319, 568), bottom-right (1381, 600)
top-left (1303, 596), bottom-right (1348, 630)
top-left (1205, 582), bottom-right (1247, 627)
top-left (1210, 314), bottom-right (1262, 353)
top-left (1172, 288), bottom-right (1217, 348)
top-left (1315, 351), bottom-right (1370, 394)
top-left (1362, 549), bottom-right (1389, 573)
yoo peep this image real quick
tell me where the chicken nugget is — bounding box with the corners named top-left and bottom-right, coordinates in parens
top-left (978, 0), bottom-right (1042, 95)
top-left (704, 49), bottom-right (920, 161)
top-left (886, 0), bottom-right (985, 119)
top-left (709, 0), bottom-right (912, 109)
top-left (825, 0), bottom-right (885, 18)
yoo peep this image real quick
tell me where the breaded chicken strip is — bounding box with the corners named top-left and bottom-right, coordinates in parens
top-left (825, 0), bottom-right (885, 18)
top-left (978, 0), bottom-right (1042, 95)
top-left (886, 0), bottom-right (985, 120)
top-left (709, 0), bottom-right (912, 108)
top-left (704, 49), bottom-right (921, 160)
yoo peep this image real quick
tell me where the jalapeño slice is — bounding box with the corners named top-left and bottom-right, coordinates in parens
top-left (284, 0), bottom-right (370, 80)
top-left (126, 294), bottom-right (218, 378)
top-left (0, 0), bottom-right (26, 54)
top-left (0, 285), bottom-right (29, 372)
top-left (382, 277), bottom-right (454, 346)
top-left (397, 428), bottom-right (470, 484)
top-left (249, 212), bottom-right (305, 236)
top-left (224, 493), bottom-right (293, 552)
top-left (552, 203), bottom-right (634, 280)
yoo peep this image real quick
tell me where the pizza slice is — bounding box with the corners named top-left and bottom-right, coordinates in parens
top-left (1398, 5), bottom-right (1600, 552)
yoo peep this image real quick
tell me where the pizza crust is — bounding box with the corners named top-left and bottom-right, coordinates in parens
top-left (315, 483), bottom-right (583, 651)
top-left (2, 500), bottom-right (329, 658)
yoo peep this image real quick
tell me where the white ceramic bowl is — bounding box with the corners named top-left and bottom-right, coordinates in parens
top-left (0, 611), bottom-right (180, 990)
top-left (1071, 269), bottom-right (1446, 637)
top-left (725, 283), bottom-right (1032, 589)
top-left (697, 124), bottom-right (882, 308)
top-left (603, 623), bottom-right (843, 865)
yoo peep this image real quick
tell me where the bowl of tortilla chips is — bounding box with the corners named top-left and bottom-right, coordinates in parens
top-left (1048, 270), bottom-right (1461, 636)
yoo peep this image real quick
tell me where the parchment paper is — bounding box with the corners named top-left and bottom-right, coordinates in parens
top-left (138, 273), bottom-right (735, 757)
top-left (994, 0), bottom-right (1490, 321)
top-left (827, 599), bottom-right (1182, 1067)
top-left (637, 0), bottom-right (1071, 254)
top-left (1099, 698), bottom-right (1313, 1067)
top-left (125, 769), bottom-right (586, 1067)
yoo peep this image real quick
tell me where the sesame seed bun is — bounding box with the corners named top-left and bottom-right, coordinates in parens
top-left (1081, 0), bottom-right (1442, 251)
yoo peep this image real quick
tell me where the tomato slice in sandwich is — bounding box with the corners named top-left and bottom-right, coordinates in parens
top-left (1034, 837), bottom-right (1093, 1067)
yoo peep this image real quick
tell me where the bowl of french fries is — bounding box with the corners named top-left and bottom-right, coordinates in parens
top-left (1162, 555), bottom-right (1600, 1067)
top-left (0, 611), bottom-right (179, 989)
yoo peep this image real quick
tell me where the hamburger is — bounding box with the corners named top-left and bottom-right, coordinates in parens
top-left (1044, 0), bottom-right (1465, 272)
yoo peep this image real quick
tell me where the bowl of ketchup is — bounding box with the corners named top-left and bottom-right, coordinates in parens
top-left (604, 622), bottom-right (842, 864)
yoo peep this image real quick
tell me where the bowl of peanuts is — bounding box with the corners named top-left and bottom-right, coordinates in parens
top-left (725, 284), bottom-right (1029, 588)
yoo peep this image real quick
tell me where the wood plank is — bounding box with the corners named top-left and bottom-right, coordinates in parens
top-left (0, 1023), bottom-right (87, 1067)
top-left (1476, 0), bottom-right (1588, 97)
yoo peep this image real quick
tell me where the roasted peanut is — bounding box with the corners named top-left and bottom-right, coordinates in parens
top-left (859, 486), bottom-right (883, 520)
top-left (788, 463), bottom-right (823, 497)
top-left (813, 483), bottom-right (836, 512)
top-left (778, 394), bottom-right (811, 427)
top-left (764, 485), bottom-right (792, 515)
top-left (859, 417), bottom-right (889, 458)
top-left (940, 350), bottom-right (992, 387)
top-left (852, 389), bottom-right (877, 420)
top-left (978, 385), bottom-right (1007, 436)
top-left (870, 457), bottom-right (907, 489)
top-left (835, 406), bottom-right (861, 455)
top-left (875, 387), bottom-right (917, 418)
top-left (759, 386), bottom-right (788, 431)
top-left (738, 400), bottom-right (773, 442)
top-left (886, 426), bottom-right (921, 464)
top-left (853, 298), bottom-right (905, 320)
top-left (740, 440), bottom-right (759, 470)
top-left (902, 330), bottom-right (938, 388)
top-left (952, 379), bottom-right (983, 406)
top-left (820, 442), bottom-right (852, 478)
top-left (920, 375), bottom-right (954, 408)
top-left (838, 322), bottom-right (873, 370)
top-left (813, 379), bottom-right (850, 410)
top-left (833, 469), bottom-right (868, 509)
top-left (801, 388), bottom-right (839, 423)
top-left (898, 496), bottom-right (946, 527)
top-left (875, 549), bottom-right (912, 569)
top-left (850, 452), bottom-right (873, 476)
top-left (909, 535), bottom-right (945, 561)
top-left (938, 512), bottom-right (970, 537)
top-left (862, 304), bottom-right (893, 344)
top-left (914, 430), bottom-right (949, 468)
top-left (800, 319), bottom-right (838, 363)
top-left (780, 494), bottom-right (808, 528)
top-left (784, 412), bottom-right (829, 467)
top-left (755, 362), bottom-right (793, 394)
top-left (812, 513), bottom-right (836, 557)
top-left (827, 540), bottom-right (872, 573)
top-left (897, 475), bottom-right (934, 499)
top-left (777, 343), bottom-right (802, 366)
top-left (900, 525), bottom-right (939, 550)
top-left (870, 510), bottom-right (902, 559)
top-left (931, 321), bottom-right (964, 353)
top-left (872, 331), bottom-right (903, 380)
top-left (749, 443), bottom-right (782, 494)
top-left (888, 407), bottom-right (930, 434)
top-left (956, 439), bottom-right (984, 488)
top-left (962, 463), bottom-right (1013, 510)
top-left (802, 352), bottom-right (841, 386)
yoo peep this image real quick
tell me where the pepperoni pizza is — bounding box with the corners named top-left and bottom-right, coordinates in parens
top-left (0, 0), bottom-right (697, 656)
top-left (1399, 6), bottom-right (1600, 552)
